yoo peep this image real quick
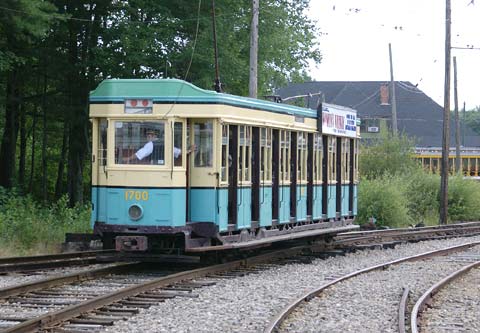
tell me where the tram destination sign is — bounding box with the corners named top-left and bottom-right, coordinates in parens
top-left (124, 99), bottom-right (153, 114)
top-left (321, 105), bottom-right (357, 138)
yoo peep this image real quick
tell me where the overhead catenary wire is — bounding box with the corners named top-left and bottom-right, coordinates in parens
top-left (162, 0), bottom-right (202, 118)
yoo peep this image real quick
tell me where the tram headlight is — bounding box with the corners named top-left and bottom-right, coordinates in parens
top-left (128, 204), bottom-right (143, 221)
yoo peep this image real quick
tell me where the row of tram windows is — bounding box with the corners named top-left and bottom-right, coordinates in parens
top-left (220, 124), bottom-right (359, 186)
top-left (96, 119), bottom-right (359, 183)
top-left (96, 119), bottom-right (209, 168)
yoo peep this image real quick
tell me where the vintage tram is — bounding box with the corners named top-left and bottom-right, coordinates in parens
top-left (89, 79), bottom-right (359, 253)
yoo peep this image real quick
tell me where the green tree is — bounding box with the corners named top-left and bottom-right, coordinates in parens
top-left (359, 133), bottom-right (419, 180)
top-left (0, 0), bottom-right (60, 189)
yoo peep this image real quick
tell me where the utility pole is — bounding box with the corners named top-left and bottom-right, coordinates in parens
top-left (249, 0), bottom-right (259, 98)
top-left (453, 56), bottom-right (461, 173)
top-left (462, 102), bottom-right (466, 146)
top-left (211, 0), bottom-right (222, 92)
top-left (440, 0), bottom-right (451, 225)
top-left (389, 43), bottom-right (398, 136)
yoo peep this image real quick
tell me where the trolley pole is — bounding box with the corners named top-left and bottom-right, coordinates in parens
top-left (440, 0), bottom-right (451, 225)
top-left (249, 0), bottom-right (259, 98)
top-left (211, 0), bottom-right (222, 93)
top-left (389, 43), bottom-right (398, 136)
top-left (453, 56), bottom-right (461, 173)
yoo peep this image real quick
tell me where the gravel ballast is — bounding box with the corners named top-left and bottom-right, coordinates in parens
top-left (100, 236), bottom-right (480, 333)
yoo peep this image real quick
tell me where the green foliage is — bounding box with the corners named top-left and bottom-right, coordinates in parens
top-left (0, 188), bottom-right (91, 253)
top-left (403, 170), bottom-right (440, 225)
top-left (359, 133), bottom-right (419, 180)
top-left (358, 175), bottom-right (411, 228)
top-left (448, 175), bottom-right (480, 221)
top-left (464, 109), bottom-right (480, 135)
top-left (358, 137), bottom-right (480, 227)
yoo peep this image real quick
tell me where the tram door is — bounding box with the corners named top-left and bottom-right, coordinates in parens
top-left (188, 119), bottom-right (228, 230)
top-left (228, 125), bottom-right (238, 228)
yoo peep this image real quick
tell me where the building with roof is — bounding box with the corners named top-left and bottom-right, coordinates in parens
top-left (276, 81), bottom-right (480, 147)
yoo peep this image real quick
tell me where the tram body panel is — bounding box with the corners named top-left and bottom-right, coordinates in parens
top-left (278, 185), bottom-right (291, 223)
top-left (312, 185), bottom-right (323, 220)
top-left (341, 185), bottom-right (350, 216)
top-left (259, 186), bottom-right (273, 227)
top-left (296, 185), bottom-right (308, 221)
top-left (353, 185), bottom-right (358, 215)
top-left (327, 185), bottom-right (337, 219)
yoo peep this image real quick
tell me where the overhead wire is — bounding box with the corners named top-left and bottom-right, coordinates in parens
top-left (162, 0), bottom-right (202, 118)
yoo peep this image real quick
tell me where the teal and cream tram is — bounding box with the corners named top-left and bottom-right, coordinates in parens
top-left (89, 79), bottom-right (359, 252)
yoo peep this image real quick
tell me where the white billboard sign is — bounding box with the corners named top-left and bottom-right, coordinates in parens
top-left (322, 104), bottom-right (357, 138)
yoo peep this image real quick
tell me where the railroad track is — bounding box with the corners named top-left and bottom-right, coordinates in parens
top-left (333, 221), bottom-right (480, 249)
top-left (411, 259), bottom-right (480, 333)
top-left (0, 246), bottom-right (316, 332)
top-left (0, 251), bottom-right (115, 274)
top-left (264, 241), bottom-right (480, 333)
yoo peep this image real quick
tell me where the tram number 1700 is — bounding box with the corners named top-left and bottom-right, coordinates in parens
top-left (124, 190), bottom-right (149, 201)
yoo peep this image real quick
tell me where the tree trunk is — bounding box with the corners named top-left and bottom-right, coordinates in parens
top-left (18, 102), bottom-right (26, 191)
top-left (0, 70), bottom-right (20, 188)
top-left (41, 73), bottom-right (48, 201)
top-left (55, 122), bottom-right (68, 199)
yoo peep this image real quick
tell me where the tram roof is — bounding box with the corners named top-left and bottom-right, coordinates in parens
top-left (89, 79), bottom-right (355, 118)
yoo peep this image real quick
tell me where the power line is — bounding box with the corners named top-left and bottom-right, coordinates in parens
top-left (162, 0), bottom-right (202, 118)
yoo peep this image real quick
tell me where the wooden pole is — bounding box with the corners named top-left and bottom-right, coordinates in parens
top-left (389, 43), bottom-right (398, 136)
top-left (440, 0), bottom-right (451, 225)
top-left (249, 0), bottom-right (259, 98)
top-left (453, 56), bottom-right (461, 173)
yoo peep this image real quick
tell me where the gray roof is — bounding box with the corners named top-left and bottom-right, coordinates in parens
top-left (276, 81), bottom-right (480, 147)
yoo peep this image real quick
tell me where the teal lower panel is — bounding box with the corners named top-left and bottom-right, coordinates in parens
top-left (259, 186), bottom-right (272, 227)
top-left (327, 185), bottom-right (336, 219)
top-left (312, 185), bottom-right (323, 220)
top-left (296, 185), bottom-right (307, 221)
top-left (353, 185), bottom-right (358, 215)
top-left (237, 187), bottom-right (252, 229)
top-left (190, 188), bottom-right (216, 223)
top-left (341, 185), bottom-right (350, 216)
top-left (279, 186), bottom-right (290, 223)
top-left (90, 188), bottom-right (98, 228)
top-left (217, 188), bottom-right (228, 232)
top-left (93, 187), bottom-right (186, 227)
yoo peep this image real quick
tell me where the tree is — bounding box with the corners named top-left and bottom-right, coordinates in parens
top-left (0, 0), bottom-right (60, 189)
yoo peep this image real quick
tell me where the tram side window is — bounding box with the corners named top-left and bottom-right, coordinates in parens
top-left (238, 125), bottom-right (252, 183)
top-left (221, 125), bottom-right (229, 182)
top-left (313, 134), bottom-right (323, 183)
top-left (297, 132), bottom-right (307, 182)
top-left (353, 140), bottom-right (359, 182)
top-left (173, 122), bottom-right (183, 167)
top-left (328, 137), bottom-right (336, 183)
top-left (342, 139), bottom-right (350, 183)
top-left (194, 121), bottom-right (213, 167)
top-left (98, 119), bottom-right (107, 166)
top-left (280, 130), bottom-right (291, 182)
top-left (115, 121), bottom-right (165, 165)
top-left (260, 128), bottom-right (272, 182)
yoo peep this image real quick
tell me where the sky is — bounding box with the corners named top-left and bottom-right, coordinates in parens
top-left (308, 0), bottom-right (480, 109)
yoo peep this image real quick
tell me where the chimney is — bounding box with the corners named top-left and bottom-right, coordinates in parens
top-left (380, 84), bottom-right (390, 105)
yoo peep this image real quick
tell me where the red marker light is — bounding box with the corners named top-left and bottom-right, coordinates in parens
top-left (131, 100), bottom-right (138, 107)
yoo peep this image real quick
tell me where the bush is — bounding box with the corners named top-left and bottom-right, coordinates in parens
top-left (360, 133), bottom-right (419, 180)
top-left (403, 170), bottom-right (440, 225)
top-left (358, 175), bottom-right (411, 228)
top-left (0, 189), bottom-right (91, 254)
top-left (448, 175), bottom-right (480, 221)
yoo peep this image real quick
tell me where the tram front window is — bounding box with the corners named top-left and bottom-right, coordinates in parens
top-left (115, 121), bottom-right (165, 165)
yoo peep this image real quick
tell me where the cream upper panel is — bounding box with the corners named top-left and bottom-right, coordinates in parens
top-left (90, 103), bottom-right (318, 132)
